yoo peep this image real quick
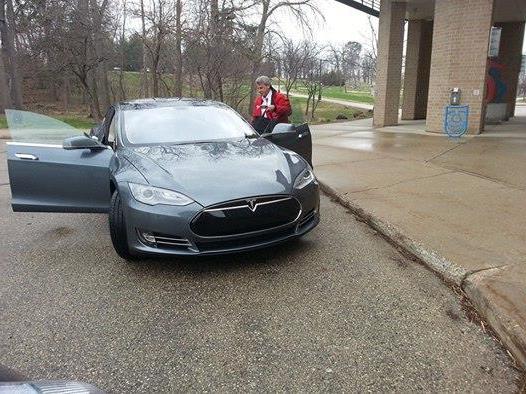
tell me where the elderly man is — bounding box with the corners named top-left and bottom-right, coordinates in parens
top-left (251, 75), bottom-right (292, 133)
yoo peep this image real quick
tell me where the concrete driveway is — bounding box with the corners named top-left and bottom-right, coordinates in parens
top-left (0, 141), bottom-right (521, 392)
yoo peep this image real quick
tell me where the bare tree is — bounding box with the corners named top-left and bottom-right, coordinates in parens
top-left (342, 41), bottom-right (362, 90)
top-left (328, 44), bottom-right (342, 73)
top-left (246, 0), bottom-right (322, 114)
top-left (90, 0), bottom-right (112, 111)
top-left (0, 52), bottom-right (11, 111)
top-left (138, 0), bottom-right (177, 97)
top-left (173, 0), bottom-right (183, 97)
top-left (302, 48), bottom-right (323, 119)
top-left (184, 0), bottom-right (244, 102)
top-left (46, 0), bottom-right (113, 119)
top-left (119, 0), bottom-right (128, 100)
top-left (281, 39), bottom-right (312, 96)
top-left (3, 0), bottom-right (342, 121)
top-left (0, 0), bottom-right (23, 108)
top-left (360, 15), bottom-right (378, 86)
top-left (139, 0), bottom-right (149, 97)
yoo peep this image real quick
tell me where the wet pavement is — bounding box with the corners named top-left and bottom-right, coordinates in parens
top-left (311, 107), bottom-right (526, 370)
top-left (0, 141), bottom-right (522, 392)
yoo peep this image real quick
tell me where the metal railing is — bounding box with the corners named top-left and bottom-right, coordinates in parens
top-left (334, 0), bottom-right (380, 17)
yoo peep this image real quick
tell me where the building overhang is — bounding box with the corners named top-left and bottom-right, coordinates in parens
top-left (334, 0), bottom-right (379, 17)
top-left (337, 0), bottom-right (526, 23)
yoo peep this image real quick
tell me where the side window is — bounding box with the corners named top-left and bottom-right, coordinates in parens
top-left (108, 114), bottom-right (116, 145)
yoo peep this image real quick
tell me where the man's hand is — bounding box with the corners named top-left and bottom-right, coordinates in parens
top-left (267, 104), bottom-right (275, 111)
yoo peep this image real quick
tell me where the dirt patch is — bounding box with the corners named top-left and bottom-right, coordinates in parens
top-left (446, 308), bottom-right (461, 321)
top-left (390, 255), bottom-right (409, 269)
top-left (45, 226), bottom-right (75, 239)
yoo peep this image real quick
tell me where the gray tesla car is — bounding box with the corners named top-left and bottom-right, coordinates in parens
top-left (6, 99), bottom-right (319, 258)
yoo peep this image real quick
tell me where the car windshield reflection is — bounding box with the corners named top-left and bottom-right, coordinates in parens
top-left (121, 104), bottom-right (257, 146)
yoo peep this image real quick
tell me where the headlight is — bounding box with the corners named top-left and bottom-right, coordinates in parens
top-left (129, 183), bottom-right (194, 206)
top-left (293, 168), bottom-right (316, 189)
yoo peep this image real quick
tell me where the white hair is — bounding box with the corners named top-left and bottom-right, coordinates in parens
top-left (255, 75), bottom-right (271, 86)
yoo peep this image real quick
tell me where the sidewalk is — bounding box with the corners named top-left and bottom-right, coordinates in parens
top-left (312, 109), bottom-right (526, 370)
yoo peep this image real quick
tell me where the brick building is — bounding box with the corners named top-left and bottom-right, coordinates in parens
top-left (337, 0), bottom-right (526, 134)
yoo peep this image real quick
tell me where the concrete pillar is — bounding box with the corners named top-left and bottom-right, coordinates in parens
top-left (426, 0), bottom-right (495, 134)
top-left (373, 1), bottom-right (406, 127)
top-left (495, 22), bottom-right (525, 118)
top-left (402, 20), bottom-right (433, 120)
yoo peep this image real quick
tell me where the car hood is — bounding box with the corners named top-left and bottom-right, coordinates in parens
top-left (121, 138), bottom-right (306, 207)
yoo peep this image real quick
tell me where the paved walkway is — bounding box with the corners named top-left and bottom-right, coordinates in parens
top-left (312, 107), bottom-right (526, 370)
top-left (288, 92), bottom-right (374, 111)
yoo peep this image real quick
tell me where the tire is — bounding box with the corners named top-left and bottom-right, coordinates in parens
top-left (109, 190), bottom-right (133, 260)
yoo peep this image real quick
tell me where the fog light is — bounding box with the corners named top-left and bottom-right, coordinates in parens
top-left (140, 230), bottom-right (156, 244)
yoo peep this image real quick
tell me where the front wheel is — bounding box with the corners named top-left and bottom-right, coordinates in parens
top-left (109, 190), bottom-right (133, 259)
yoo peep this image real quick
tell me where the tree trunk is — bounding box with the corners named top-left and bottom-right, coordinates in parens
top-left (0, 51), bottom-right (11, 112)
top-left (152, 71), bottom-right (159, 97)
top-left (247, 2), bottom-right (269, 115)
top-left (119, 0), bottom-right (127, 101)
top-left (62, 74), bottom-right (70, 112)
top-left (209, 0), bottom-right (223, 101)
top-left (152, 36), bottom-right (161, 97)
top-left (90, 0), bottom-right (110, 111)
top-left (140, 0), bottom-right (149, 97)
top-left (174, 0), bottom-right (183, 97)
top-left (51, 78), bottom-right (59, 101)
top-left (98, 60), bottom-right (111, 110)
top-left (0, 0), bottom-right (23, 108)
top-left (87, 69), bottom-right (102, 119)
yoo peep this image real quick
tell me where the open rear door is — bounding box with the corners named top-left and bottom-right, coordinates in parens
top-left (264, 123), bottom-right (312, 166)
top-left (5, 110), bottom-right (113, 213)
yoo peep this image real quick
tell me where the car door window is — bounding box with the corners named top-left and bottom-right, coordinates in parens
top-left (5, 109), bottom-right (82, 143)
top-left (97, 107), bottom-right (115, 145)
top-left (108, 114), bottom-right (117, 147)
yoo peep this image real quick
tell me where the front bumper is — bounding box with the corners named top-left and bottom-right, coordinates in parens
top-left (119, 183), bottom-right (320, 256)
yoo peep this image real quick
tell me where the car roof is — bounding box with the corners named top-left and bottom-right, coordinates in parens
top-left (117, 97), bottom-right (227, 111)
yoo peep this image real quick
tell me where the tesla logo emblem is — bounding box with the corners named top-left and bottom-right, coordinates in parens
top-left (247, 199), bottom-right (258, 212)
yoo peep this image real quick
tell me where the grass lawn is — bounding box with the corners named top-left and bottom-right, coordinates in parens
top-left (0, 72), bottom-right (373, 131)
top-left (289, 96), bottom-right (371, 124)
top-left (0, 114), bottom-right (96, 130)
top-left (0, 97), bottom-right (370, 131)
top-left (290, 85), bottom-right (375, 105)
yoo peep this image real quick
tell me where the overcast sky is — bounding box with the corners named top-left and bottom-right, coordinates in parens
top-left (274, 1), bottom-right (526, 54)
top-left (274, 1), bottom-right (379, 50)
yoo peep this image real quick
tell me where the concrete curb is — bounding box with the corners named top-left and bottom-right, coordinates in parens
top-left (463, 268), bottom-right (526, 369)
top-left (319, 180), bottom-right (526, 370)
top-left (319, 181), bottom-right (467, 286)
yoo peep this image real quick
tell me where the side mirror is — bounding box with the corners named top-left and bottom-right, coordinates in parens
top-left (272, 123), bottom-right (296, 134)
top-left (63, 135), bottom-right (106, 150)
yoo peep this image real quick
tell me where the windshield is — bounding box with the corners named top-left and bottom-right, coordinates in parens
top-left (122, 104), bottom-right (257, 145)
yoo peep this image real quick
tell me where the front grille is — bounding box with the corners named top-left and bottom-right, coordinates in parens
top-left (196, 226), bottom-right (295, 251)
top-left (191, 195), bottom-right (301, 237)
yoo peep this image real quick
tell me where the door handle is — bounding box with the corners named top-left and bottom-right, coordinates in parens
top-left (15, 153), bottom-right (39, 161)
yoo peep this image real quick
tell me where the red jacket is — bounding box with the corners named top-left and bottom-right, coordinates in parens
top-left (252, 90), bottom-right (291, 124)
